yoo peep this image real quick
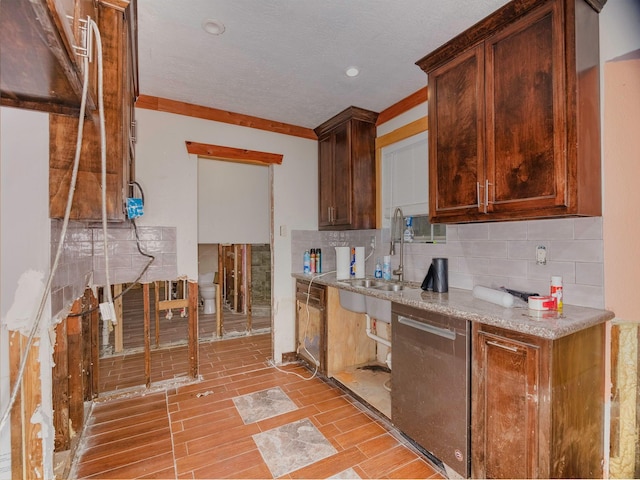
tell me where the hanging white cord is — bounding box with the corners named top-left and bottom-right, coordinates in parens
top-left (0, 54), bottom-right (91, 432)
top-left (89, 19), bottom-right (114, 311)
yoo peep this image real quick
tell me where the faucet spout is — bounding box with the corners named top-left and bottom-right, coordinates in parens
top-left (390, 207), bottom-right (404, 283)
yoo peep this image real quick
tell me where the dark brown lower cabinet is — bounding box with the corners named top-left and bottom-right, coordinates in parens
top-left (472, 322), bottom-right (605, 479)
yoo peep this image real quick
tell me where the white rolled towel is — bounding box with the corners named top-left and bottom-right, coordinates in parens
top-left (472, 285), bottom-right (515, 308)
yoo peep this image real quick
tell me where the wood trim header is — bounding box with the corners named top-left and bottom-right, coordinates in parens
top-left (137, 94), bottom-right (317, 140)
top-left (376, 87), bottom-right (428, 126)
top-left (185, 141), bottom-right (283, 166)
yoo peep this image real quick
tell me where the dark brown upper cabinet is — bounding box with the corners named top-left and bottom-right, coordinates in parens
top-left (417, 0), bottom-right (605, 223)
top-left (1, 0), bottom-right (99, 115)
top-left (49, 0), bottom-right (138, 221)
top-left (314, 107), bottom-right (378, 230)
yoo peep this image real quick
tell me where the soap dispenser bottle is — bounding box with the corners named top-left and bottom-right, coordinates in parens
top-left (374, 258), bottom-right (383, 278)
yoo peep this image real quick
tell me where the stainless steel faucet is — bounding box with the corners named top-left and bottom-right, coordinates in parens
top-left (390, 207), bottom-right (404, 283)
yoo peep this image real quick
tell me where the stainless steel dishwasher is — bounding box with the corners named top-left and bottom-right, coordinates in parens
top-left (391, 302), bottom-right (470, 478)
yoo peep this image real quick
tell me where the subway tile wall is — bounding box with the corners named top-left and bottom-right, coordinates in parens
top-left (51, 221), bottom-right (178, 317)
top-left (92, 225), bottom-right (177, 286)
top-left (292, 217), bottom-right (604, 309)
top-left (51, 220), bottom-right (93, 317)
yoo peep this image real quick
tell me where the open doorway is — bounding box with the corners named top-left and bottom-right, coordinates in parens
top-left (197, 243), bottom-right (271, 337)
top-left (197, 154), bottom-right (273, 339)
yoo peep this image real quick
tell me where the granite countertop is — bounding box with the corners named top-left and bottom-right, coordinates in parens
top-left (292, 272), bottom-right (614, 340)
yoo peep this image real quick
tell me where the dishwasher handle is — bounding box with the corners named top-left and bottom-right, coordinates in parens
top-left (397, 315), bottom-right (456, 340)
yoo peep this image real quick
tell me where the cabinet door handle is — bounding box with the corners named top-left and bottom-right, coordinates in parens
top-left (485, 179), bottom-right (493, 208)
top-left (486, 340), bottom-right (519, 353)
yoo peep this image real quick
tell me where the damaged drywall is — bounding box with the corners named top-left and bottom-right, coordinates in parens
top-left (609, 321), bottom-right (639, 479)
top-left (0, 269), bottom-right (55, 480)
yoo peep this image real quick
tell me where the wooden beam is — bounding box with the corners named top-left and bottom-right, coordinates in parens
top-left (376, 87), bottom-right (428, 125)
top-left (188, 280), bottom-right (199, 379)
top-left (136, 94), bottom-right (317, 140)
top-left (143, 283), bottom-right (151, 388)
top-left (158, 299), bottom-right (189, 310)
top-left (185, 141), bottom-right (283, 166)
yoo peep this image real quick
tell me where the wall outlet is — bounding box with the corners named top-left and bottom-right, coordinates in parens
top-left (536, 245), bottom-right (547, 265)
top-left (370, 235), bottom-right (376, 249)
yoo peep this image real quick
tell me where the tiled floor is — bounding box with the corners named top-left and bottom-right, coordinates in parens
top-left (72, 334), bottom-right (444, 479)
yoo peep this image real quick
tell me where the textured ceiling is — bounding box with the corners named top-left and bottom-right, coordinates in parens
top-left (137, 0), bottom-right (510, 129)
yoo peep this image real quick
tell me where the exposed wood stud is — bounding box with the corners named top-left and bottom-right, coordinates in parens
top-left (217, 244), bottom-right (224, 338)
top-left (154, 281), bottom-right (160, 348)
top-left (188, 280), bottom-right (199, 379)
top-left (143, 282), bottom-right (151, 388)
top-left (67, 298), bottom-right (84, 437)
top-left (9, 332), bottom-right (24, 480)
top-left (114, 284), bottom-right (123, 352)
top-left (53, 318), bottom-right (70, 452)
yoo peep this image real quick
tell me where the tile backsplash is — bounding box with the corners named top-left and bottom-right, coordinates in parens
top-left (51, 221), bottom-right (178, 317)
top-left (292, 217), bottom-right (604, 309)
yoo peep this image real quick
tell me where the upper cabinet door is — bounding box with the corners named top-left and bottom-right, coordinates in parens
top-left (418, 0), bottom-right (603, 224)
top-left (485, 1), bottom-right (566, 214)
top-left (331, 122), bottom-right (353, 228)
top-left (428, 44), bottom-right (485, 221)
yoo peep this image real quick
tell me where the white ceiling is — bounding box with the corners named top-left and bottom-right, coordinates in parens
top-left (137, 0), bottom-right (510, 129)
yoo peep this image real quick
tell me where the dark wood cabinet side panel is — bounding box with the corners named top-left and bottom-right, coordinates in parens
top-left (551, 324), bottom-right (605, 478)
top-left (350, 120), bottom-right (376, 229)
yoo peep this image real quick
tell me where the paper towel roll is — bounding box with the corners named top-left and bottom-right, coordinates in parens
top-left (472, 285), bottom-right (515, 308)
top-left (355, 246), bottom-right (365, 278)
top-left (335, 247), bottom-right (351, 280)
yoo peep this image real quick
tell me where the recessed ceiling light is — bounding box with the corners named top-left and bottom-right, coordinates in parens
top-left (345, 67), bottom-right (360, 77)
top-left (202, 19), bottom-right (225, 35)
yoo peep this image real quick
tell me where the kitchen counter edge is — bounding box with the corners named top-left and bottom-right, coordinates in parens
top-left (292, 272), bottom-right (614, 340)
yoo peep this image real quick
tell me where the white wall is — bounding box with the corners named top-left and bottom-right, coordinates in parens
top-left (134, 108), bottom-right (317, 360)
top-left (600, 0), bottom-right (640, 61)
top-left (0, 107), bottom-right (53, 479)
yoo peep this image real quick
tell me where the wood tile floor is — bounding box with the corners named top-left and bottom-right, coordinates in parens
top-left (72, 334), bottom-right (445, 479)
top-left (98, 283), bottom-right (271, 393)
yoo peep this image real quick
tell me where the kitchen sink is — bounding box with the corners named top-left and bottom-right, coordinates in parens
top-left (373, 283), bottom-right (405, 292)
top-left (343, 278), bottom-right (386, 288)
top-left (339, 278), bottom-right (413, 292)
